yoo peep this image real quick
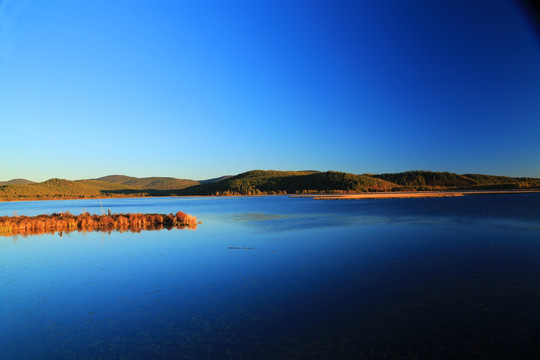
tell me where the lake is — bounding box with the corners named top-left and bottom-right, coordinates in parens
top-left (1, 194), bottom-right (540, 359)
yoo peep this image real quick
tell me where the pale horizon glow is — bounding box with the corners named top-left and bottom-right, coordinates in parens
top-left (1, 0), bottom-right (540, 182)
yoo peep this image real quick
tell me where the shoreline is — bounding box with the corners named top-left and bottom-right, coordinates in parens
top-left (305, 190), bottom-right (540, 200)
top-left (1, 190), bottom-right (539, 203)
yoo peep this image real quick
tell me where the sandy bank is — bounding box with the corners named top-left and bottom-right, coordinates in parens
top-left (305, 190), bottom-right (540, 200)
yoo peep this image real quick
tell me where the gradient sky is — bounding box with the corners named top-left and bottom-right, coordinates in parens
top-left (1, 0), bottom-right (539, 181)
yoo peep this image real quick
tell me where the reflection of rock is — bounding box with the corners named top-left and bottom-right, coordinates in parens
top-left (0, 211), bottom-right (198, 237)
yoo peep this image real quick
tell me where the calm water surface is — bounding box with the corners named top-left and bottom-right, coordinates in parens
top-left (1, 195), bottom-right (540, 359)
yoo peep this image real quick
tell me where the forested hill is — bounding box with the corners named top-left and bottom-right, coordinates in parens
top-left (178, 170), bottom-right (396, 195)
top-left (0, 179), bottom-right (134, 200)
top-left (373, 171), bottom-right (540, 190)
top-left (1, 170), bottom-right (539, 201)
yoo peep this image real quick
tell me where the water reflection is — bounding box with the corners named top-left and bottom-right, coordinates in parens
top-left (1, 196), bottom-right (540, 359)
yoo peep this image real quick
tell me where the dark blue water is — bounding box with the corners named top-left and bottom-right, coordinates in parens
top-left (1, 194), bottom-right (540, 359)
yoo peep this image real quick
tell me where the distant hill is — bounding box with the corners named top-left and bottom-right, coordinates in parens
top-left (374, 171), bottom-right (473, 188)
top-left (93, 175), bottom-right (139, 184)
top-left (374, 171), bottom-right (540, 190)
top-left (0, 178), bottom-right (134, 200)
top-left (1, 170), bottom-right (539, 201)
top-left (198, 175), bottom-right (233, 184)
top-left (0, 179), bottom-right (36, 186)
top-left (462, 173), bottom-right (538, 188)
top-left (95, 175), bottom-right (199, 190)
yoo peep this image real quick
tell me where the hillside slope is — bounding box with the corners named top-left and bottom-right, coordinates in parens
top-left (374, 171), bottom-right (540, 189)
top-left (0, 179), bottom-right (135, 200)
top-left (180, 170), bottom-right (396, 195)
top-left (0, 179), bottom-right (36, 186)
top-left (1, 170), bottom-right (539, 201)
top-left (95, 175), bottom-right (198, 190)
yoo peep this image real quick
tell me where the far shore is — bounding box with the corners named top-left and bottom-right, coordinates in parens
top-left (298, 190), bottom-right (540, 200)
top-left (1, 189), bottom-right (540, 203)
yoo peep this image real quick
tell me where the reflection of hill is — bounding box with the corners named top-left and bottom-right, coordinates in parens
top-left (0, 211), bottom-right (197, 237)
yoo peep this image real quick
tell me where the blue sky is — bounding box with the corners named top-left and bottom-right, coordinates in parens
top-left (1, 0), bottom-right (539, 181)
